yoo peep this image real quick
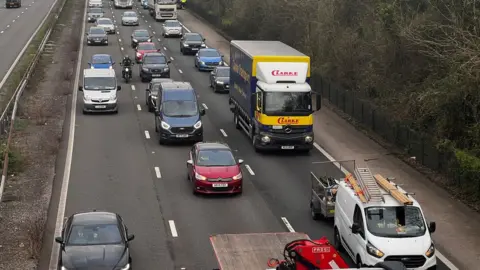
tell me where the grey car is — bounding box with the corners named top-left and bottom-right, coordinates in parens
top-left (121, 11), bottom-right (139, 26)
top-left (86, 27), bottom-right (108, 46)
top-left (162, 20), bottom-right (182, 37)
top-left (210, 66), bottom-right (230, 92)
top-left (87, 7), bottom-right (104, 22)
top-left (131, 29), bottom-right (152, 47)
top-left (180, 33), bottom-right (206, 55)
top-left (96, 18), bottom-right (115, 34)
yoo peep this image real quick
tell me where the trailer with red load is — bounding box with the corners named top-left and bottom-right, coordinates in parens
top-left (210, 232), bottom-right (407, 270)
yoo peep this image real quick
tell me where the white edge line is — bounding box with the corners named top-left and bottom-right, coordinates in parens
top-left (168, 220), bottom-right (178, 237)
top-left (144, 130), bottom-right (150, 139)
top-left (49, 0), bottom-right (86, 267)
top-left (245, 165), bottom-right (255, 175)
top-left (219, 129), bottom-right (227, 137)
top-left (281, 217), bottom-right (295, 232)
top-left (312, 142), bottom-right (459, 269)
top-left (154, 167), bottom-right (161, 178)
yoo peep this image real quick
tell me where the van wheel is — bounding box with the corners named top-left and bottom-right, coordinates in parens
top-left (334, 228), bottom-right (344, 252)
top-left (233, 113), bottom-right (240, 129)
top-left (310, 202), bottom-right (321, 220)
top-left (356, 255), bottom-right (363, 268)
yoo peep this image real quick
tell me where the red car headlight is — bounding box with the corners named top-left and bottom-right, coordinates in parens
top-left (232, 172), bottom-right (242, 180)
top-left (195, 172), bottom-right (207, 181)
top-left (136, 52), bottom-right (141, 57)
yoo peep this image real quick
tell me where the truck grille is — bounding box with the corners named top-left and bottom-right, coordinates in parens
top-left (384, 255), bottom-right (426, 268)
top-left (269, 125), bottom-right (309, 134)
top-left (160, 8), bottom-right (174, 11)
top-left (171, 127), bottom-right (194, 133)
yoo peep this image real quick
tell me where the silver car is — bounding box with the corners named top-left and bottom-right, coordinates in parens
top-left (121, 11), bottom-right (139, 26)
top-left (96, 18), bottom-right (115, 34)
top-left (162, 20), bottom-right (183, 38)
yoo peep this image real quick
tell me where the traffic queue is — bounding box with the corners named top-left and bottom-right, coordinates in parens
top-left (53, 0), bottom-right (437, 269)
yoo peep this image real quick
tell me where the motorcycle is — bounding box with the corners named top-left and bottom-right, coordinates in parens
top-left (121, 63), bottom-right (133, 83)
top-left (177, 2), bottom-right (185, 9)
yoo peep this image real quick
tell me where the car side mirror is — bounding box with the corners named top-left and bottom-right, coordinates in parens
top-left (351, 223), bottom-right (361, 234)
top-left (146, 88), bottom-right (149, 91)
top-left (55, 237), bottom-right (63, 244)
top-left (200, 108), bottom-right (206, 116)
top-left (167, 60), bottom-right (171, 64)
top-left (238, 159), bottom-right (244, 164)
top-left (127, 234), bottom-right (135, 241)
top-left (78, 86), bottom-right (83, 91)
top-left (203, 38), bottom-right (206, 41)
top-left (87, 62), bottom-right (91, 66)
top-left (117, 85), bottom-right (122, 90)
top-left (187, 160), bottom-right (193, 165)
top-left (428, 221), bottom-right (436, 233)
top-left (221, 55), bottom-right (224, 58)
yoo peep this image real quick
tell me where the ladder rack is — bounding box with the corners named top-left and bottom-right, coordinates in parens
top-left (374, 174), bottom-right (413, 205)
top-left (355, 167), bottom-right (383, 203)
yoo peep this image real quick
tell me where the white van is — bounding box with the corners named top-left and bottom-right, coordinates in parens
top-left (334, 168), bottom-right (437, 270)
top-left (88, 0), bottom-right (102, 8)
top-left (79, 69), bottom-right (121, 114)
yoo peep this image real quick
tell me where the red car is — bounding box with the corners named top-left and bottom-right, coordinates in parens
top-left (135, 42), bottom-right (159, 63)
top-left (187, 142), bottom-right (243, 194)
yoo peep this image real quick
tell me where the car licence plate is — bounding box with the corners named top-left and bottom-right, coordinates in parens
top-left (281, 146), bottom-right (295, 149)
top-left (176, 134), bottom-right (189, 138)
top-left (192, 48), bottom-right (198, 50)
top-left (152, 74), bottom-right (161, 77)
top-left (212, 183), bottom-right (228, 188)
top-left (95, 105), bottom-right (106, 109)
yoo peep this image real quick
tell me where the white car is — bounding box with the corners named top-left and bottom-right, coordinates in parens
top-left (162, 20), bottom-right (182, 37)
top-left (88, 0), bottom-right (102, 7)
top-left (96, 18), bottom-right (115, 34)
top-left (121, 11), bottom-right (139, 26)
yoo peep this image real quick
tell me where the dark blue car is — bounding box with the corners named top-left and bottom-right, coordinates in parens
top-left (88, 54), bottom-right (114, 69)
top-left (194, 48), bottom-right (224, 71)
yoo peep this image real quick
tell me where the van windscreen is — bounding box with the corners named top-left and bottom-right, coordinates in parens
top-left (364, 206), bottom-right (426, 238)
top-left (84, 77), bottom-right (116, 90)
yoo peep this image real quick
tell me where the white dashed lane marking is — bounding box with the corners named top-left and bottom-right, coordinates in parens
top-left (245, 165), bottom-right (255, 175)
top-left (220, 129), bottom-right (227, 137)
top-left (154, 167), bottom-right (161, 178)
top-left (201, 103), bottom-right (208, 109)
top-left (131, 85), bottom-right (135, 90)
top-left (168, 220), bottom-right (178, 237)
top-left (144, 130), bottom-right (150, 139)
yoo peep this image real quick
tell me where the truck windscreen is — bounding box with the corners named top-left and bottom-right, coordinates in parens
top-left (263, 92), bottom-right (312, 116)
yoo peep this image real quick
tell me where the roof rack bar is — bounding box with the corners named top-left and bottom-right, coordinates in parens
top-left (374, 174), bottom-right (413, 205)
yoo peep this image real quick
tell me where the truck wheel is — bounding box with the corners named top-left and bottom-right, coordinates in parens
top-left (251, 131), bottom-right (260, 152)
top-left (233, 113), bottom-right (241, 129)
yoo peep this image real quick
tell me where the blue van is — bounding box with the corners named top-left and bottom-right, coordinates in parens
top-left (142, 0), bottom-right (148, 9)
top-left (154, 82), bottom-right (205, 144)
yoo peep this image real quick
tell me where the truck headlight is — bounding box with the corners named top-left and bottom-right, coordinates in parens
top-left (193, 120), bottom-right (202, 129)
top-left (195, 172), bottom-right (206, 180)
top-left (216, 81), bottom-right (224, 84)
top-left (118, 263), bottom-right (131, 270)
top-left (305, 136), bottom-right (313, 143)
top-left (232, 172), bottom-right (242, 180)
top-left (147, 38), bottom-right (151, 42)
top-left (366, 242), bottom-right (384, 258)
top-left (136, 52), bottom-right (141, 57)
top-left (261, 135), bottom-right (270, 143)
top-left (161, 121), bottom-right (170, 129)
top-left (425, 242), bottom-right (435, 258)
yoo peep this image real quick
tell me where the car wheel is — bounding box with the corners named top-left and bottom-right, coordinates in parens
top-left (148, 104), bottom-right (154, 112)
top-left (356, 256), bottom-right (363, 268)
top-left (155, 119), bottom-right (158, 132)
top-left (333, 228), bottom-right (344, 252)
top-left (180, 47), bottom-right (184, 54)
top-left (82, 109), bottom-right (88, 115)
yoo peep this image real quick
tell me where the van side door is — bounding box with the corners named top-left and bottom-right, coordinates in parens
top-left (351, 205), bottom-right (367, 262)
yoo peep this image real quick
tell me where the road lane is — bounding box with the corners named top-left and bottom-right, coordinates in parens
top-left (64, 2), bottom-right (174, 269)
top-left (0, 0), bottom-right (57, 81)
top-left (113, 8), bottom-right (289, 268)
top-left (130, 5), bottom-right (451, 269)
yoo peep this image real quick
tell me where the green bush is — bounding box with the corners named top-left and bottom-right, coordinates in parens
top-left (0, 142), bottom-right (24, 174)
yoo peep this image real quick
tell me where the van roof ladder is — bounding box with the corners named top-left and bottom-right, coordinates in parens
top-left (354, 167), bottom-right (383, 203)
top-left (374, 174), bottom-right (414, 205)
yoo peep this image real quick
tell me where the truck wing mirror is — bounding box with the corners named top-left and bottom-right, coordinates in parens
top-left (78, 86), bottom-right (83, 91)
top-left (428, 221), bottom-right (436, 233)
top-left (117, 85), bottom-right (122, 90)
top-left (55, 236), bottom-right (63, 244)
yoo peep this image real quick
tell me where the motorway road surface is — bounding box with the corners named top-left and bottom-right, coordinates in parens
top-left (0, 0), bottom-right (58, 82)
top-left (60, 0), bottom-right (452, 269)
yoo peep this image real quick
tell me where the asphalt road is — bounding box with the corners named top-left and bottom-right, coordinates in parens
top-left (0, 0), bottom-right (57, 81)
top-left (63, 1), bottom-right (451, 269)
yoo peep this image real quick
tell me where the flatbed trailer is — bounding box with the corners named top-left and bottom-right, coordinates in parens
top-left (210, 233), bottom-right (407, 270)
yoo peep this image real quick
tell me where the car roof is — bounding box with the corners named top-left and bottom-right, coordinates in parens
top-left (151, 78), bottom-right (174, 83)
top-left (84, 68), bottom-right (115, 77)
top-left (215, 66), bottom-right (229, 71)
top-left (184, 32), bottom-right (202, 37)
top-left (71, 211), bottom-right (119, 226)
top-left (196, 142), bottom-right (230, 150)
top-left (161, 81), bottom-right (192, 90)
top-left (92, 54), bottom-right (111, 58)
top-left (143, 52), bottom-right (164, 57)
top-left (89, 26), bottom-right (105, 31)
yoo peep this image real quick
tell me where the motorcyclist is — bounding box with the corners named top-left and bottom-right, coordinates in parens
top-left (178, 0), bottom-right (186, 8)
top-left (121, 55), bottom-right (133, 78)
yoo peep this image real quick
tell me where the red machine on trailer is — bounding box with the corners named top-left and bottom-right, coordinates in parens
top-left (210, 232), bottom-right (406, 270)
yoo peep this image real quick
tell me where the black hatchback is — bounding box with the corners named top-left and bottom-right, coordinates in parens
top-left (5, 0), bottom-right (21, 8)
top-left (139, 52), bottom-right (171, 82)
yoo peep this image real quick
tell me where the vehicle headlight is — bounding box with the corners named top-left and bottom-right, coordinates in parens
top-left (232, 172), bottom-right (242, 180)
top-left (90, 66), bottom-right (95, 69)
top-left (151, 95), bottom-right (157, 99)
top-left (117, 263), bottom-right (130, 270)
top-left (195, 172), bottom-right (206, 180)
top-left (200, 61), bottom-right (205, 65)
top-left (305, 136), bottom-right (313, 143)
top-left (142, 68), bottom-right (149, 72)
top-left (83, 95), bottom-right (92, 101)
top-left (163, 67), bottom-right (169, 71)
top-left (136, 52), bottom-right (141, 57)
top-left (61, 267), bottom-right (68, 270)
top-left (216, 81), bottom-right (224, 84)
top-left (183, 42), bottom-right (189, 46)
top-left (366, 242), bottom-right (384, 258)
top-left (132, 38), bottom-right (137, 42)
top-left (425, 242), bottom-right (435, 258)
top-left (201, 44), bottom-right (206, 47)
top-left (261, 135), bottom-right (271, 143)
top-left (160, 121), bottom-right (170, 129)
top-left (109, 66), bottom-right (113, 69)
top-left (193, 120), bottom-right (202, 129)
top-left (147, 38), bottom-right (151, 42)
top-left (110, 94), bottom-right (117, 101)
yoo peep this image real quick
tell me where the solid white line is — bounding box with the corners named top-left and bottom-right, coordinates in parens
top-left (170, 56), bottom-right (174, 61)
top-left (168, 220), bottom-right (178, 237)
top-left (245, 165), bottom-right (255, 175)
top-left (49, 0), bottom-right (87, 267)
top-left (178, 69), bottom-right (183, 73)
top-left (131, 85), bottom-right (135, 90)
top-left (154, 167), bottom-right (161, 178)
top-left (220, 129), bottom-right (227, 137)
top-left (281, 217), bottom-right (295, 232)
top-left (179, 22), bottom-right (191, 33)
top-left (136, 104), bottom-right (141, 111)
top-left (312, 145), bottom-right (459, 268)
top-left (144, 130), bottom-right (150, 139)
top-left (201, 103), bottom-right (208, 109)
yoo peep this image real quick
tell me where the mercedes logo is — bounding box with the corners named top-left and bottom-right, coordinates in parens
top-left (284, 127), bottom-right (292, 133)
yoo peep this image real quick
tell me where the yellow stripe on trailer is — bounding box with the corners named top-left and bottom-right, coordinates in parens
top-left (252, 55), bottom-right (310, 77)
